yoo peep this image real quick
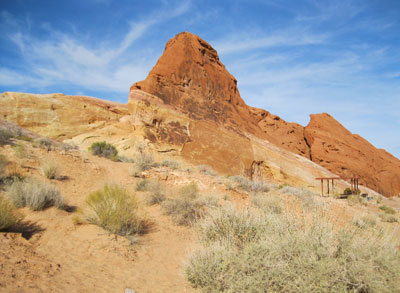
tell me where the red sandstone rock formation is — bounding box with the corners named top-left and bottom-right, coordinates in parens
top-left (130, 31), bottom-right (400, 196)
top-left (130, 32), bottom-right (309, 155)
top-left (304, 113), bottom-right (400, 197)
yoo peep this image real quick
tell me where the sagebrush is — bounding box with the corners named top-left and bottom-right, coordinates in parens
top-left (89, 141), bottom-right (118, 161)
top-left (186, 207), bottom-right (400, 292)
top-left (6, 179), bottom-right (65, 211)
top-left (161, 182), bottom-right (205, 225)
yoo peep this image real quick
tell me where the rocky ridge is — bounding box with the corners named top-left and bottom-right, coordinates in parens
top-left (129, 32), bottom-right (400, 196)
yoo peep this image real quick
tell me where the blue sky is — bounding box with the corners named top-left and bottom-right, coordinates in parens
top-left (1, 0), bottom-right (400, 159)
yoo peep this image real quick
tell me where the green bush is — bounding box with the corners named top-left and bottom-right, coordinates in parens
top-left (86, 184), bottom-right (145, 236)
top-left (161, 182), bottom-right (205, 226)
top-left (0, 196), bottom-right (23, 230)
top-left (186, 208), bottom-right (400, 292)
top-left (379, 205), bottom-right (396, 215)
top-left (88, 141), bottom-right (118, 161)
top-left (6, 179), bottom-right (65, 210)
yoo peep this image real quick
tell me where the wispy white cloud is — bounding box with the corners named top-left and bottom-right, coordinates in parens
top-left (2, 1), bottom-right (191, 95)
top-left (214, 29), bottom-right (327, 54)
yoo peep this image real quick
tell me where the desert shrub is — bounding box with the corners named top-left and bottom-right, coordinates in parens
top-left (88, 141), bottom-right (118, 161)
top-left (179, 182), bottom-right (199, 199)
top-left (347, 194), bottom-right (367, 206)
top-left (135, 179), bottom-right (150, 191)
top-left (229, 175), bottom-right (269, 194)
top-left (197, 165), bottom-right (216, 176)
top-left (343, 187), bottom-right (352, 195)
top-left (34, 137), bottom-right (53, 151)
top-left (279, 185), bottom-right (318, 209)
top-left (0, 196), bottom-right (23, 230)
top-left (142, 180), bottom-right (166, 205)
top-left (0, 154), bottom-right (8, 178)
top-left (12, 144), bottom-right (27, 158)
top-left (161, 159), bottom-right (180, 169)
top-left (195, 208), bottom-right (267, 248)
top-left (59, 142), bottom-right (78, 152)
top-left (379, 213), bottom-right (398, 223)
top-left (353, 214), bottom-right (377, 229)
top-left (379, 205), bottom-right (396, 215)
top-left (0, 129), bottom-right (13, 145)
top-left (41, 163), bottom-right (60, 179)
top-left (131, 153), bottom-right (154, 176)
top-left (251, 194), bottom-right (283, 214)
top-left (202, 195), bottom-right (220, 208)
top-left (161, 182), bottom-right (205, 225)
top-left (118, 155), bottom-right (134, 163)
top-left (186, 208), bottom-right (400, 292)
top-left (86, 184), bottom-right (145, 236)
top-left (6, 179), bottom-right (64, 210)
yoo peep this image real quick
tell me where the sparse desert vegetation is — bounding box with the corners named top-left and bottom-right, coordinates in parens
top-left (0, 195), bottom-right (23, 230)
top-left (162, 182), bottom-right (206, 225)
top-left (6, 178), bottom-right (65, 211)
top-left (86, 184), bottom-right (146, 236)
top-left (186, 207), bottom-right (400, 292)
top-left (88, 141), bottom-right (118, 161)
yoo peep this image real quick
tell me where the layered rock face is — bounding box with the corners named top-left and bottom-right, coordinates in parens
top-left (130, 32), bottom-right (309, 156)
top-left (1, 92), bottom-right (128, 139)
top-left (304, 113), bottom-right (400, 196)
top-left (130, 32), bottom-right (400, 196)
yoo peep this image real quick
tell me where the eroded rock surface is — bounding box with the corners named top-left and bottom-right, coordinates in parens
top-left (129, 32), bottom-right (400, 196)
top-left (305, 113), bottom-right (400, 197)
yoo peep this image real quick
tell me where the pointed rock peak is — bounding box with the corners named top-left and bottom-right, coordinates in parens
top-left (129, 32), bottom-right (247, 123)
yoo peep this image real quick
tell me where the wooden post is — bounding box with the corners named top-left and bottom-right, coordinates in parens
top-left (327, 180), bottom-right (330, 195)
top-left (321, 179), bottom-right (323, 196)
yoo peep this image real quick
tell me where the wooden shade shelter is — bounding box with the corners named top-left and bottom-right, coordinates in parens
top-left (315, 177), bottom-right (360, 196)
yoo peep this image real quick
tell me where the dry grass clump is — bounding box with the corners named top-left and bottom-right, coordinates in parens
top-left (142, 180), bottom-right (166, 205)
top-left (229, 175), bottom-right (269, 194)
top-left (162, 182), bottom-right (206, 225)
top-left (41, 163), bottom-right (61, 179)
top-left (379, 213), bottom-right (398, 223)
top-left (0, 128), bottom-right (13, 145)
top-left (347, 194), bottom-right (367, 206)
top-left (86, 184), bottom-right (146, 236)
top-left (34, 137), bottom-right (53, 151)
top-left (6, 179), bottom-right (65, 210)
top-left (379, 205), bottom-right (396, 215)
top-left (251, 194), bottom-right (283, 214)
top-left (161, 159), bottom-right (180, 170)
top-left (88, 141), bottom-right (118, 161)
top-left (130, 150), bottom-right (155, 177)
top-left (353, 214), bottom-right (377, 229)
top-left (0, 154), bottom-right (8, 178)
top-left (185, 207), bottom-right (400, 292)
top-left (197, 165), bottom-right (216, 176)
top-left (0, 196), bottom-right (23, 230)
top-left (279, 185), bottom-right (318, 210)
